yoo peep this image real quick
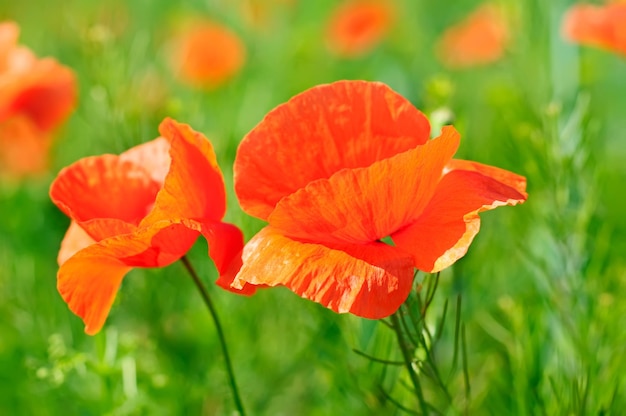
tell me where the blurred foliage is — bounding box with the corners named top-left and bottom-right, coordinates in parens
top-left (1, 0), bottom-right (626, 414)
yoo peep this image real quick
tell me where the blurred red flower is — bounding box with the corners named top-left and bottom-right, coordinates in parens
top-left (0, 21), bottom-right (76, 176)
top-left (50, 118), bottom-right (247, 335)
top-left (227, 81), bottom-right (527, 319)
top-left (326, 0), bottom-right (394, 57)
top-left (436, 4), bottom-right (509, 68)
top-left (562, 3), bottom-right (626, 55)
top-left (169, 20), bottom-right (246, 89)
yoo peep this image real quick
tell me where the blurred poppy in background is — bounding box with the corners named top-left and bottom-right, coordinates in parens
top-left (436, 4), bottom-right (509, 68)
top-left (326, 0), bottom-right (394, 58)
top-left (562, 2), bottom-right (626, 55)
top-left (49, 118), bottom-right (246, 335)
top-left (168, 19), bottom-right (246, 89)
top-left (228, 80), bottom-right (527, 320)
top-left (0, 21), bottom-right (76, 177)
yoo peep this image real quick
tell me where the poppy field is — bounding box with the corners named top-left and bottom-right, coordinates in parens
top-left (1, 0), bottom-right (626, 415)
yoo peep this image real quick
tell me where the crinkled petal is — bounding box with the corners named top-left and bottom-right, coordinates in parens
top-left (143, 118), bottom-right (226, 224)
top-left (120, 137), bottom-right (171, 185)
top-left (50, 154), bottom-right (161, 241)
top-left (268, 126), bottom-right (460, 244)
top-left (235, 80), bottom-right (431, 220)
top-left (231, 226), bottom-right (415, 319)
top-left (392, 169), bottom-right (527, 272)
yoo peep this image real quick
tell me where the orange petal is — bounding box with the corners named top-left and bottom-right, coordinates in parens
top-left (268, 126), bottom-right (460, 244)
top-left (437, 4), bottom-right (509, 68)
top-left (143, 118), bottom-right (226, 224)
top-left (50, 154), bottom-right (161, 241)
top-left (562, 4), bottom-right (626, 55)
top-left (0, 115), bottom-right (50, 177)
top-left (392, 168), bottom-right (527, 272)
top-left (58, 221), bottom-right (96, 265)
top-left (120, 137), bottom-right (171, 185)
top-left (235, 80), bottom-right (431, 219)
top-left (57, 245), bottom-right (132, 335)
top-left (170, 20), bottom-right (246, 89)
top-left (231, 226), bottom-right (415, 319)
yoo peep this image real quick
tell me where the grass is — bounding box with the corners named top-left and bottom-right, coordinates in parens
top-left (1, 0), bottom-right (626, 414)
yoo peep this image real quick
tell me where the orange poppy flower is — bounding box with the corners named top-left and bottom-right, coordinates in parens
top-left (49, 118), bottom-right (248, 335)
top-left (0, 21), bottom-right (77, 176)
top-left (436, 4), bottom-right (509, 68)
top-left (228, 81), bottom-right (527, 319)
top-left (326, 0), bottom-right (394, 57)
top-left (561, 3), bottom-right (626, 55)
top-left (169, 19), bottom-right (246, 89)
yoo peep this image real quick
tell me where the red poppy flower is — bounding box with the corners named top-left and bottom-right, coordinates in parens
top-left (326, 0), bottom-right (394, 57)
top-left (169, 19), bottom-right (246, 89)
top-left (0, 21), bottom-right (77, 176)
top-left (50, 118), bottom-right (247, 335)
top-left (562, 3), bottom-right (626, 55)
top-left (436, 4), bottom-right (509, 68)
top-left (228, 81), bottom-right (527, 319)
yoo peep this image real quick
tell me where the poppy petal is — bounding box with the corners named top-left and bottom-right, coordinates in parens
top-left (436, 4), bottom-right (508, 68)
top-left (6, 59), bottom-right (77, 131)
top-left (268, 126), bottom-right (460, 244)
top-left (143, 118), bottom-right (226, 224)
top-left (392, 168), bottom-right (527, 272)
top-left (231, 226), bottom-right (415, 319)
top-left (326, 1), bottom-right (394, 57)
top-left (0, 115), bottom-right (50, 176)
top-left (235, 80), bottom-right (431, 220)
top-left (57, 246), bottom-right (132, 335)
top-left (58, 221), bottom-right (96, 265)
top-left (561, 4), bottom-right (626, 55)
top-left (50, 154), bottom-right (161, 240)
top-left (120, 137), bottom-right (171, 185)
top-left (445, 159), bottom-right (528, 197)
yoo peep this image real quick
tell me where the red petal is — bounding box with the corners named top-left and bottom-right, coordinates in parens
top-left (326, 1), bottom-right (394, 57)
top-left (50, 154), bottom-right (161, 241)
top-left (6, 58), bottom-right (76, 131)
top-left (231, 226), bottom-right (415, 319)
top-left (235, 80), bottom-right (431, 220)
top-left (144, 118), bottom-right (226, 224)
top-left (446, 159), bottom-right (528, 197)
top-left (200, 221), bottom-right (244, 275)
top-left (392, 168), bottom-right (527, 272)
top-left (268, 126), bottom-right (460, 244)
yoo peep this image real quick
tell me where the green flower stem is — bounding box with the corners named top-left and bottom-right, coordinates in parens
top-left (390, 311), bottom-right (428, 415)
top-left (181, 255), bottom-right (246, 416)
